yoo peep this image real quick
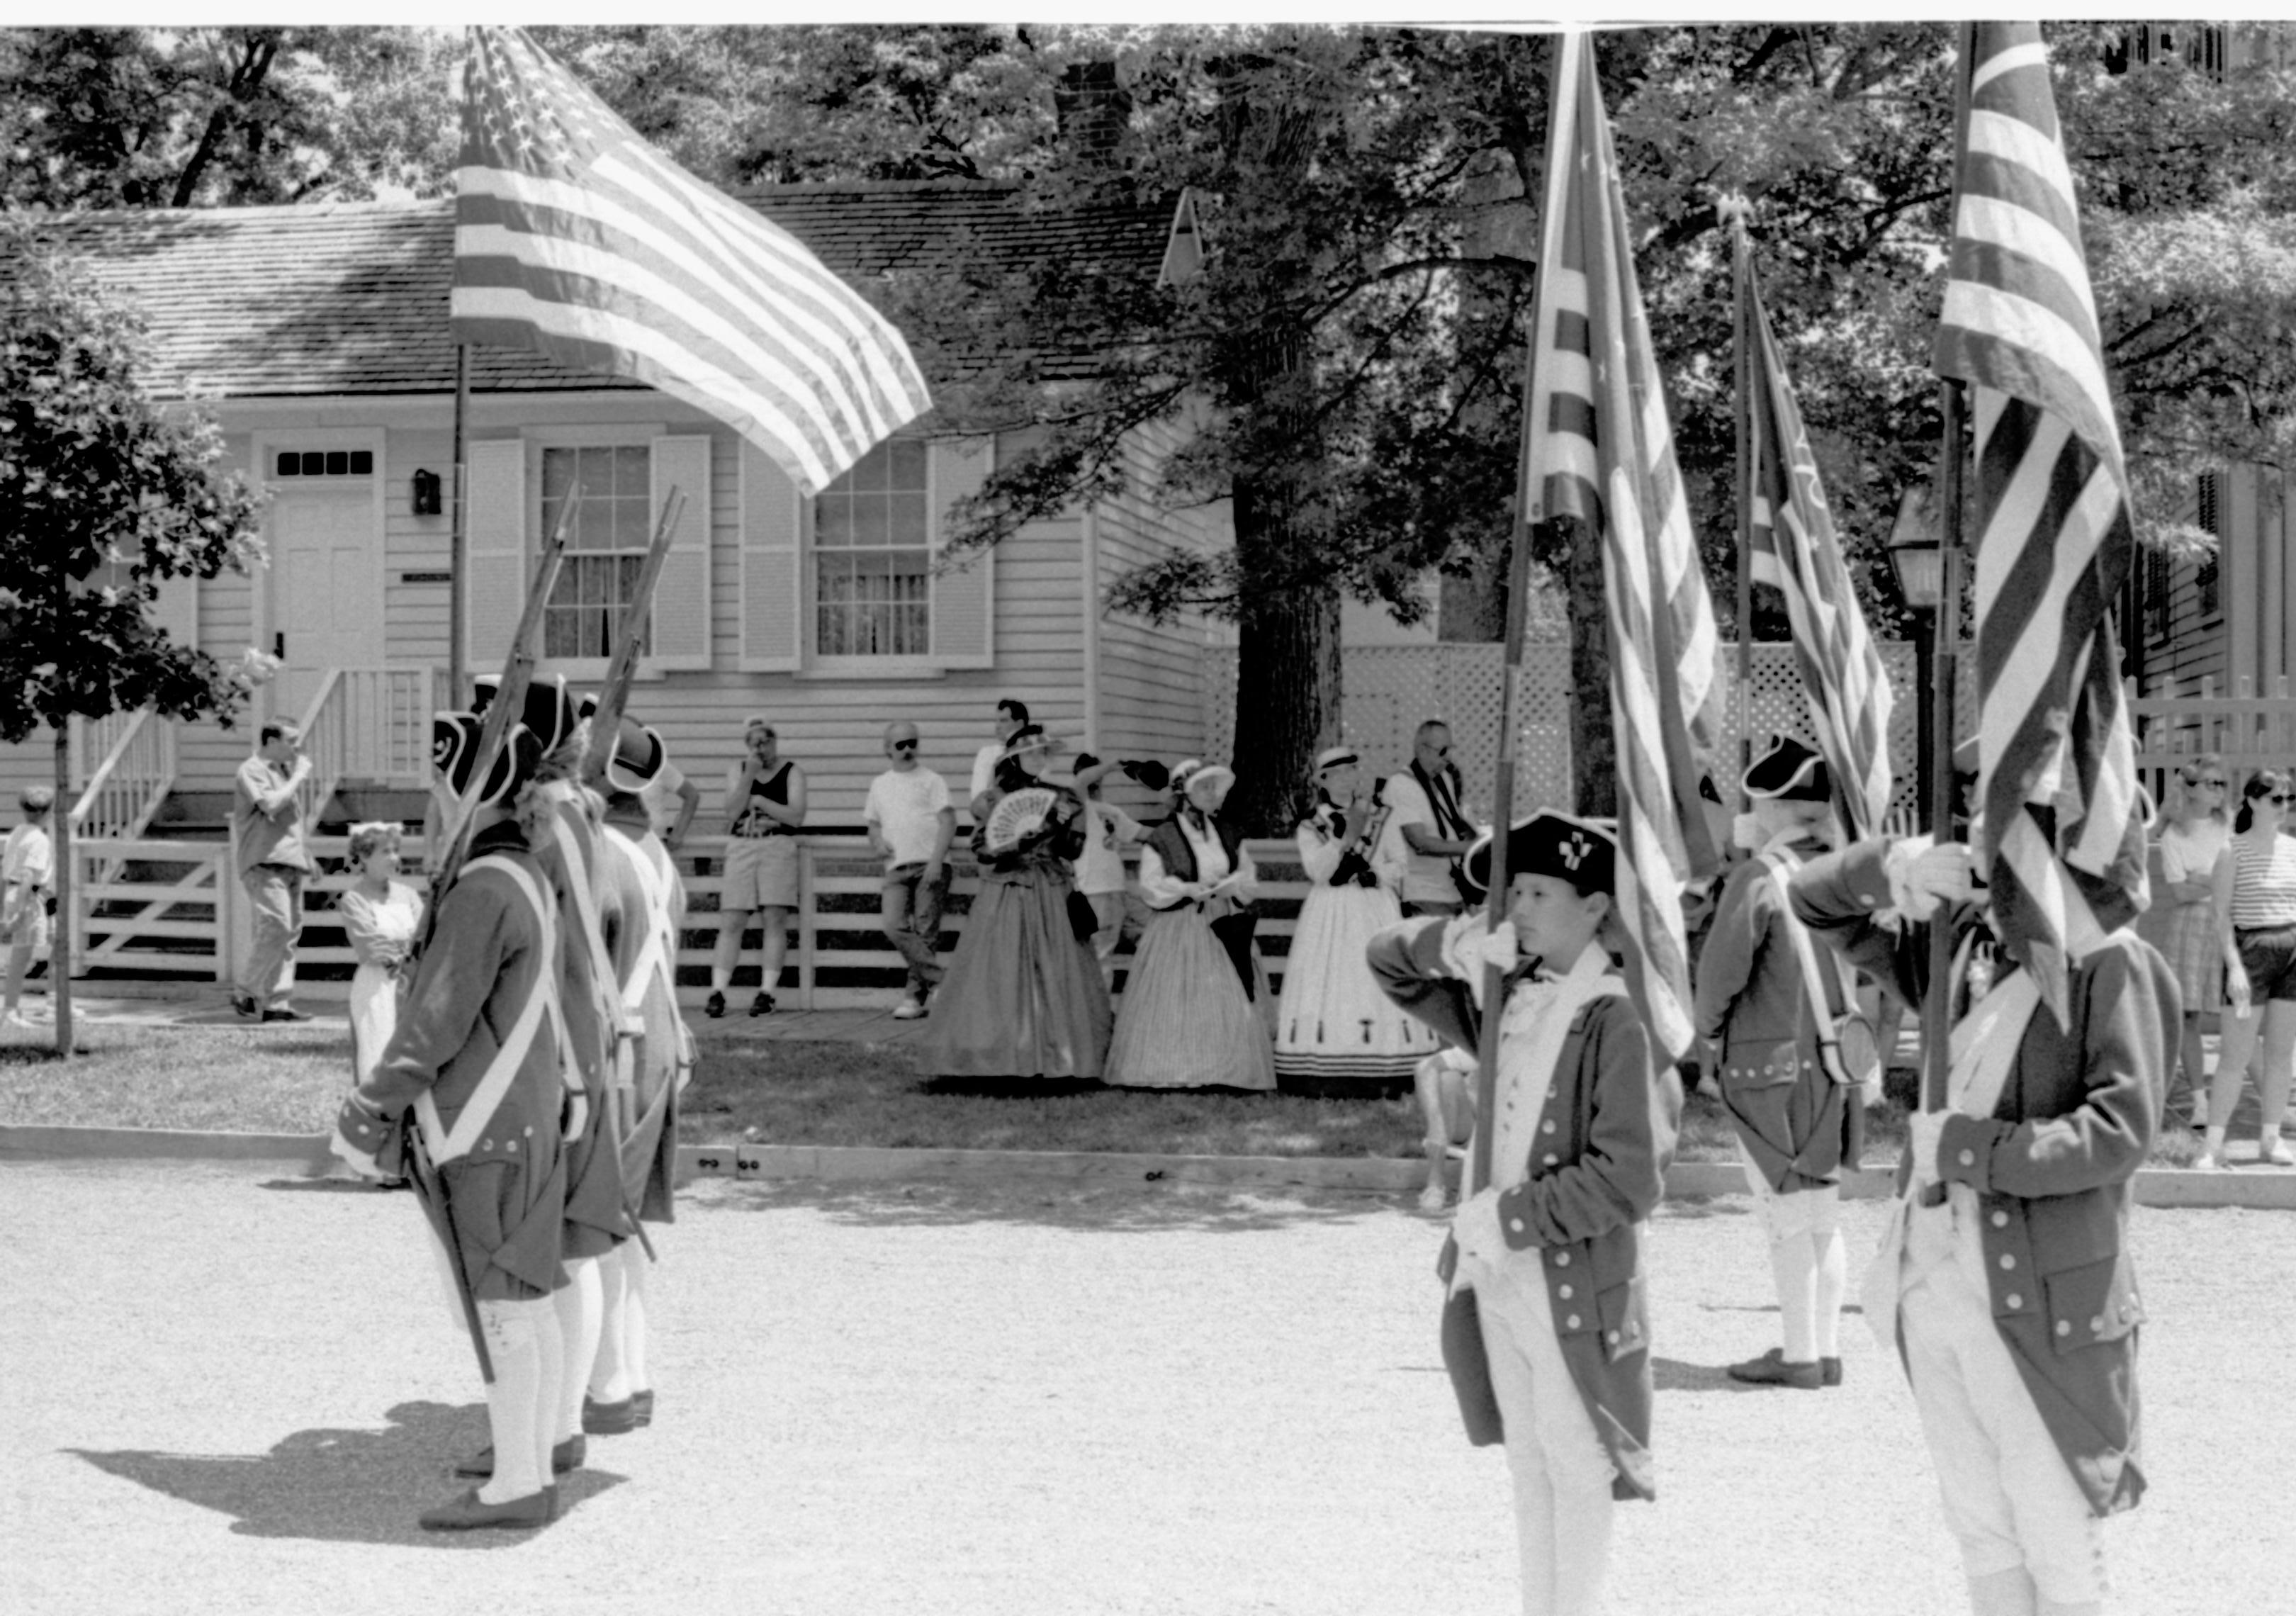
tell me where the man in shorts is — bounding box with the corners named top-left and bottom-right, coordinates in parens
top-left (1382, 719), bottom-right (1477, 917)
top-left (707, 717), bottom-right (806, 1017)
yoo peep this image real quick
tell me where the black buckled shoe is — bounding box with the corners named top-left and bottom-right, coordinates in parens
top-left (418, 1486), bottom-right (551, 1532)
top-left (581, 1394), bottom-right (638, 1435)
top-left (454, 1434), bottom-right (585, 1478)
top-left (750, 991), bottom-right (775, 1016)
top-left (631, 1388), bottom-right (655, 1427)
top-left (1726, 1348), bottom-right (1823, 1390)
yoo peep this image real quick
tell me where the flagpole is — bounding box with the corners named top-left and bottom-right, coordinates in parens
top-left (1922, 380), bottom-right (1966, 1115)
top-left (448, 342), bottom-right (471, 708)
top-left (1728, 205), bottom-right (1755, 786)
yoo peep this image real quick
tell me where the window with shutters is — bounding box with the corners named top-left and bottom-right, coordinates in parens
top-left (2195, 470), bottom-right (2221, 620)
top-left (814, 438), bottom-right (931, 657)
top-left (541, 443), bottom-right (653, 660)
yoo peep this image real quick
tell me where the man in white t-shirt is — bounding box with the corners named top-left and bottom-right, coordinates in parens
top-left (866, 720), bottom-right (956, 1019)
top-left (968, 697), bottom-right (1030, 814)
top-left (1069, 753), bottom-right (1148, 979)
top-left (1381, 719), bottom-right (1477, 915)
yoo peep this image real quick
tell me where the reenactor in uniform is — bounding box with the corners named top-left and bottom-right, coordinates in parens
top-left (584, 712), bottom-right (694, 1433)
top-left (1694, 736), bottom-right (1862, 1389)
top-left (1369, 813), bottom-right (1679, 1616)
top-left (451, 675), bottom-right (629, 1494)
top-left (1791, 815), bottom-right (2171, 1616)
top-left (332, 712), bottom-right (576, 1531)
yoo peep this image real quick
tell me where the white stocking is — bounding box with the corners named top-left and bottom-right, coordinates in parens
top-left (589, 1243), bottom-right (631, 1404)
top-left (552, 1257), bottom-right (602, 1444)
top-left (621, 1239), bottom-right (653, 1393)
top-left (1809, 1189), bottom-right (1846, 1360)
top-left (1546, 1475), bottom-right (1615, 1616)
top-left (1769, 1228), bottom-right (1818, 1364)
top-left (475, 1297), bottom-right (548, 1504)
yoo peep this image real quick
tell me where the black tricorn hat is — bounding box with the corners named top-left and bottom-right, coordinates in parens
top-left (1460, 810), bottom-right (1618, 899)
top-left (473, 673), bottom-right (578, 757)
top-left (575, 696), bottom-right (668, 794)
top-left (1744, 735), bottom-right (1830, 803)
top-left (432, 710), bottom-right (541, 809)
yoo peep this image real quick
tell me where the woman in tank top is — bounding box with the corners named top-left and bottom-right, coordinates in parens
top-left (2202, 768), bottom-right (2296, 1169)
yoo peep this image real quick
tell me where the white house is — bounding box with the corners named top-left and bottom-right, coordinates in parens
top-left (9, 181), bottom-right (1233, 848)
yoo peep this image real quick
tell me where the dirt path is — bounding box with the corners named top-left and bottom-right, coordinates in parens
top-left (3, 1161), bottom-right (2287, 1615)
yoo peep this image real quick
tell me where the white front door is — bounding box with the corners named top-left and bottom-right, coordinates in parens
top-left (269, 484), bottom-right (383, 718)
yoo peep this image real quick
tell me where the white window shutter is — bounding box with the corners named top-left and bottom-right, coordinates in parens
top-left (647, 433), bottom-right (712, 671)
top-left (930, 435), bottom-right (994, 670)
top-left (738, 439), bottom-right (804, 672)
top-left (465, 439), bottom-right (526, 670)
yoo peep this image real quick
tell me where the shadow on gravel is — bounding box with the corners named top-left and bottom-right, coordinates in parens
top-left (70, 1400), bottom-right (624, 1546)
top-left (690, 1177), bottom-right (1411, 1234)
top-left (1650, 1357), bottom-right (1769, 1395)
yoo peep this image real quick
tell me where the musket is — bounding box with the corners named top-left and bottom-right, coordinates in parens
top-left (575, 488), bottom-right (685, 1236)
top-left (398, 483), bottom-right (578, 1382)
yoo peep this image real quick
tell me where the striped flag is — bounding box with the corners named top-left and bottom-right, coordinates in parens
top-left (1739, 242), bottom-right (1894, 841)
top-left (1934, 21), bottom-right (2147, 1021)
top-left (1523, 30), bottom-right (1723, 1061)
top-left (451, 27), bottom-right (932, 495)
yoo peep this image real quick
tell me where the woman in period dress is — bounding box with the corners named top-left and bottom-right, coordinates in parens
top-left (1106, 759), bottom-right (1276, 1091)
top-left (1274, 746), bottom-right (1442, 1094)
top-left (337, 820), bottom-right (424, 1085)
top-left (920, 725), bottom-right (1113, 1082)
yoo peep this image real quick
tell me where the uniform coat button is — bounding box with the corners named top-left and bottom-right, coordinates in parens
top-left (1989, 1211), bottom-right (2008, 1228)
top-left (2005, 1293), bottom-right (2022, 1309)
top-left (1998, 1254), bottom-right (2015, 1270)
top-left (1509, 1218), bottom-right (1525, 1235)
top-left (1558, 1285), bottom-right (1573, 1300)
top-left (1543, 1153), bottom-right (1560, 1166)
top-left (1566, 1315), bottom-right (1582, 1330)
top-left (2056, 1319), bottom-right (2071, 1337)
top-left (1958, 1149), bottom-right (1976, 1167)
top-left (2090, 1315), bottom-right (2105, 1332)
top-left (1553, 1252), bottom-right (1570, 1267)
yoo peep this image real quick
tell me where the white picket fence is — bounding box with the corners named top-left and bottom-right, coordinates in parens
top-left (67, 831), bottom-right (1328, 1006)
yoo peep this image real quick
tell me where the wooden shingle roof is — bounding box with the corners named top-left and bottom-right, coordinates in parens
top-left (40, 180), bottom-right (1170, 400)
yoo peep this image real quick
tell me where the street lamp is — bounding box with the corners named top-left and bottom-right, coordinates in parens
top-left (1888, 486), bottom-right (1942, 830)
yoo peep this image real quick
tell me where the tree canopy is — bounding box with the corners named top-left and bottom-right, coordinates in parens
top-left (0, 217), bottom-right (266, 744)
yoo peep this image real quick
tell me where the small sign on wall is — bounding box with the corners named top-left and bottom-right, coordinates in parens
top-left (400, 571), bottom-right (452, 584)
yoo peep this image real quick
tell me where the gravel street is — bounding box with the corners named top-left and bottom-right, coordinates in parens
top-left (4, 1159), bottom-right (2289, 1615)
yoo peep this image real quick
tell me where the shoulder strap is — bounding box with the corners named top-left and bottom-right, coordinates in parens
top-left (603, 824), bottom-right (676, 1015)
top-left (1760, 850), bottom-right (1854, 1072)
top-left (414, 853), bottom-right (559, 1165)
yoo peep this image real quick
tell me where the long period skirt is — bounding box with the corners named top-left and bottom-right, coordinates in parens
top-left (1273, 882), bottom-right (1444, 1092)
top-left (348, 962), bottom-right (399, 1086)
top-left (1106, 895), bottom-right (1276, 1091)
top-left (921, 857), bottom-right (1112, 1079)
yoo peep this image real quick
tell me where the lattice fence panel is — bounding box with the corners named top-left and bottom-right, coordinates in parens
top-left (1207, 639), bottom-right (1940, 821)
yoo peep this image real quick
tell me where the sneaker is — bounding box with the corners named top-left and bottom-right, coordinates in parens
top-left (891, 997), bottom-right (925, 1021)
top-left (230, 992), bottom-right (259, 1019)
top-left (750, 991), bottom-right (775, 1017)
top-left (1726, 1348), bottom-right (1823, 1390)
top-left (704, 990), bottom-right (726, 1019)
top-left (2262, 1140), bottom-right (2296, 1168)
top-left (2193, 1150), bottom-right (2226, 1172)
top-left (1, 1011), bottom-right (32, 1031)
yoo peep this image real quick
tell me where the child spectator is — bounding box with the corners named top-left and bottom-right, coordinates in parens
top-left (1069, 753), bottom-right (1148, 981)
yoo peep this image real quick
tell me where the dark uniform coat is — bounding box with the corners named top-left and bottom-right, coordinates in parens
top-left (1694, 837), bottom-right (1853, 1191)
top-left (336, 823), bottom-right (569, 1303)
top-left (1789, 838), bottom-right (2174, 1516)
top-left (1368, 917), bottom-right (1679, 1502)
top-left (600, 809), bottom-right (690, 1223)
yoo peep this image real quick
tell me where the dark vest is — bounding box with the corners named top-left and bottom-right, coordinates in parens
top-left (1146, 812), bottom-right (1244, 887)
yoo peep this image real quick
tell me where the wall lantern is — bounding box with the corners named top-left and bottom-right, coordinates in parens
top-left (412, 468), bottom-right (443, 517)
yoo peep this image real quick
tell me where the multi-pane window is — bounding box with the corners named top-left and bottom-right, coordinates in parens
top-left (273, 449), bottom-right (373, 477)
top-left (815, 438), bottom-right (930, 657)
top-left (541, 444), bottom-right (652, 659)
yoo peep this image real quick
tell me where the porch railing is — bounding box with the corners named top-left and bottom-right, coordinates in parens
top-left (296, 666), bottom-right (437, 808)
top-left (2130, 673), bottom-right (2296, 798)
top-left (68, 706), bottom-right (175, 843)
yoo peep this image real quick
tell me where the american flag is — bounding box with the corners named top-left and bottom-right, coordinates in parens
top-left (1523, 30), bottom-right (1723, 1061)
top-left (452, 27), bottom-right (932, 495)
top-left (1934, 21), bottom-right (2146, 1020)
top-left (1740, 242), bottom-right (1894, 841)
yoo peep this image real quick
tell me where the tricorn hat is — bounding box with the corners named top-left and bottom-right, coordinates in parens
top-left (473, 673), bottom-right (578, 758)
top-left (1743, 735), bottom-right (1830, 803)
top-left (1460, 810), bottom-right (1618, 899)
top-left (575, 697), bottom-right (669, 795)
top-left (432, 709), bottom-right (541, 809)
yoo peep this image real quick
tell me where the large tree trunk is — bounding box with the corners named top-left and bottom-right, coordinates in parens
top-left (1563, 519), bottom-right (1616, 817)
top-left (1226, 513), bottom-right (1341, 834)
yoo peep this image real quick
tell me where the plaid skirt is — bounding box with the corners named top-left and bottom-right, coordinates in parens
top-left (2161, 897), bottom-right (2222, 1011)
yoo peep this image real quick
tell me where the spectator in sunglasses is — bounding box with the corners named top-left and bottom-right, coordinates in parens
top-left (865, 721), bottom-right (955, 1020)
top-left (2202, 768), bottom-right (2296, 1168)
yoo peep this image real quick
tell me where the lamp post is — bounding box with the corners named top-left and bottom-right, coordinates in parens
top-left (1888, 486), bottom-right (1944, 831)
